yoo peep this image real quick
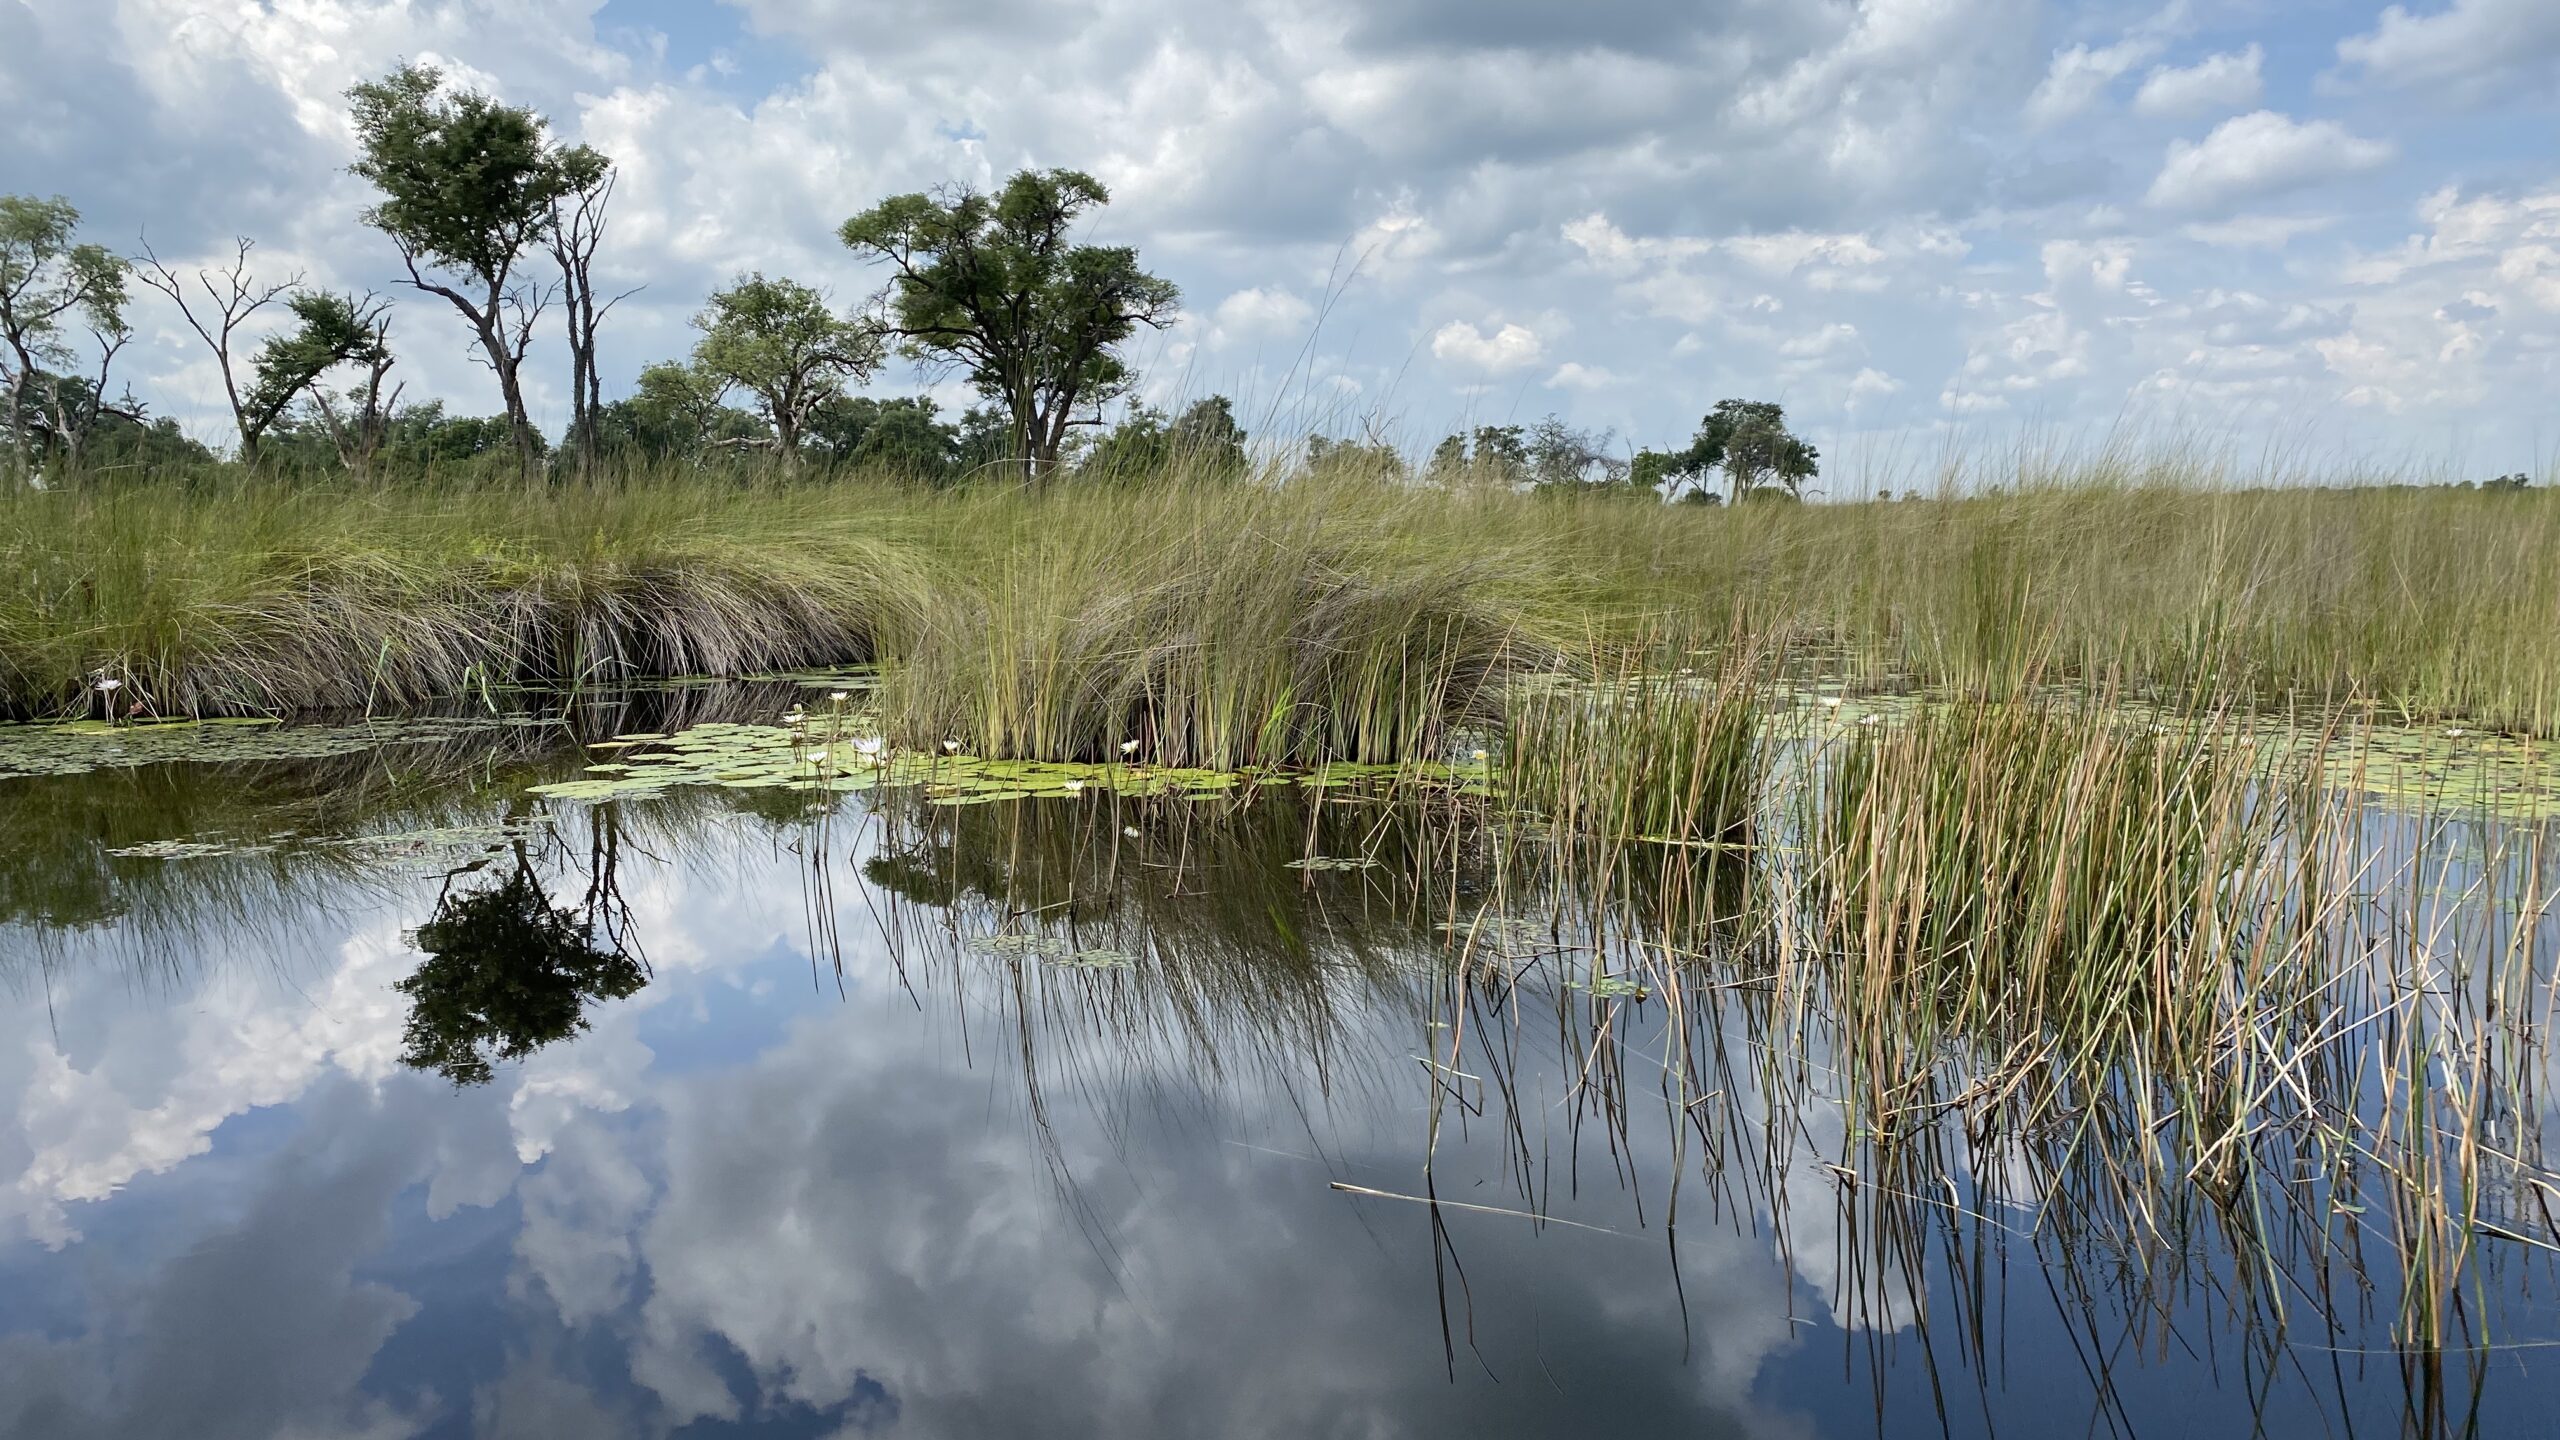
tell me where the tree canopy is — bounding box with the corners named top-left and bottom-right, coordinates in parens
top-left (1636, 399), bottom-right (1820, 502)
top-left (0, 195), bottom-right (132, 477)
top-left (348, 63), bottom-right (587, 475)
top-left (841, 169), bottom-right (1180, 483)
top-left (688, 272), bottom-right (882, 461)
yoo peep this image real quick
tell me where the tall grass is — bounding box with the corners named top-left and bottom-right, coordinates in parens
top-left (4, 456), bottom-right (2556, 743)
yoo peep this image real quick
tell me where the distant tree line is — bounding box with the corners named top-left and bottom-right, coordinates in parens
top-left (9, 62), bottom-right (2534, 500)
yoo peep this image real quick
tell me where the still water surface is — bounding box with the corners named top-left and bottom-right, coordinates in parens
top-left (3, 713), bottom-right (2556, 1438)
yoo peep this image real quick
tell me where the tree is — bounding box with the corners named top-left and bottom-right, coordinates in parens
top-left (1082, 402), bottom-right (1170, 480)
top-left (0, 195), bottom-right (134, 479)
top-left (298, 297), bottom-right (403, 479)
top-left (808, 394), bottom-right (960, 481)
top-left (596, 360), bottom-right (749, 464)
top-left (690, 273), bottom-right (882, 462)
top-left (546, 146), bottom-right (630, 476)
top-left (1306, 432), bottom-right (1408, 482)
top-left (1649, 399), bottom-right (1819, 502)
top-left (1168, 395), bottom-right (1248, 479)
top-left (133, 236), bottom-right (301, 465)
top-left (348, 63), bottom-right (579, 477)
top-left (952, 404), bottom-right (1018, 480)
top-left (841, 169), bottom-right (1181, 484)
top-left (245, 290), bottom-right (393, 472)
top-left (1525, 413), bottom-right (1630, 492)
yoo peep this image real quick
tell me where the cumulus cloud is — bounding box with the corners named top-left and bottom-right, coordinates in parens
top-left (1208, 286), bottom-right (1316, 346)
top-left (2133, 45), bottom-right (2264, 118)
top-left (0, 0), bottom-right (2556, 469)
top-left (2334, 0), bottom-right (2560, 102)
top-left (2025, 37), bottom-right (2163, 128)
top-left (2145, 111), bottom-right (2395, 213)
top-left (1430, 319), bottom-right (1544, 373)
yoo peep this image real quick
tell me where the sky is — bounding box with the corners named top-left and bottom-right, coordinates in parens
top-left (3, 0), bottom-right (2558, 486)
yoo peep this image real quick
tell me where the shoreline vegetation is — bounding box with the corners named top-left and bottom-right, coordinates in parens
top-left (4, 460), bottom-right (2556, 747)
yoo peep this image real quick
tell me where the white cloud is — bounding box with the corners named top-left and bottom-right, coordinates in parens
top-left (1208, 287), bottom-right (1315, 346)
top-left (2180, 213), bottom-right (2339, 249)
top-left (2335, 0), bottom-right (2560, 102)
top-left (1430, 319), bottom-right (1543, 373)
top-left (2145, 111), bottom-right (2396, 213)
top-left (2133, 45), bottom-right (2264, 118)
top-left (1545, 361), bottom-right (1619, 390)
top-left (1846, 367), bottom-right (1903, 403)
top-left (2025, 37), bottom-right (2162, 128)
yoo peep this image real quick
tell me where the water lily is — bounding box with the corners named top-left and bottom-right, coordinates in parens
top-left (2446, 726), bottom-right (2470, 739)
top-left (1120, 739), bottom-right (1142, 756)
top-left (1858, 713), bottom-right (1881, 727)
top-left (94, 676), bottom-right (122, 694)
top-left (1123, 826), bottom-right (1142, 839)
top-left (829, 690), bottom-right (850, 703)
top-left (1064, 779), bottom-right (1086, 793)
top-left (942, 739), bottom-right (961, 754)
top-left (808, 750), bottom-right (828, 764)
top-left (1819, 696), bottom-right (1843, 710)
top-left (1471, 748), bottom-right (1488, 762)
top-left (853, 736), bottom-right (884, 759)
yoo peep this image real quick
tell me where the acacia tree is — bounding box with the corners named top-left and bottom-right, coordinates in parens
top-left (1639, 399), bottom-right (1819, 502)
top-left (347, 64), bottom-right (578, 477)
top-left (254, 291), bottom-right (398, 477)
top-left (841, 169), bottom-right (1179, 484)
top-left (134, 235), bottom-right (300, 465)
top-left (0, 195), bottom-right (134, 479)
top-left (688, 273), bottom-right (882, 463)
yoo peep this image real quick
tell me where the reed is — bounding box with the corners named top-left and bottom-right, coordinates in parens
top-left (5, 456), bottom-right (2555, 746)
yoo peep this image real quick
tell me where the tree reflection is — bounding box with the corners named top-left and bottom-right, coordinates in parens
top-left (396, 816), bottom-right (646, 1086)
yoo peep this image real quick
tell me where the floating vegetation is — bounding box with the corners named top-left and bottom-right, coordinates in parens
top-left (973, 934), bottom-right (1069, 960)
top-left (522, 718), bottom-right (1481, 809)
top-left (1057, 947), bottom-right (1138, 970)
top-left (1284, 856), bottom-right (1377, 872)
top-left (0, 714), bottom-right (563, 781)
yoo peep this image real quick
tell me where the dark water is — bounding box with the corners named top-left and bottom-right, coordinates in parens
top-left (4, 719), bottom-right (2558, 1439)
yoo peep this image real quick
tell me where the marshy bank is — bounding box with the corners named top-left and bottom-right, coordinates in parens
top-left (6, 465), bottom-right (2557, 747)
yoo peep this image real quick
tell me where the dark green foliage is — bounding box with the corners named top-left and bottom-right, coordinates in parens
top-left (245, 291), bottom-right (387, 451)
top-left (1651, 399), bottom-right (1819, 502)
top-left (842, 169), bottom-right (1180, 481)
top-left (689, 272), bottom-right (881, 460)
top-left (1082, 403), bottom-right (1170, 480)
top-left (0, 194), bottom-right (133, 474)
top-left (346, 64), bottom-right (582, 473)
top-left (1169, 396), bottom-right (1248, 478)
top-left (810, 394), bottom-right (960, 481)
top-left (595, 360), bottom-right (761, 464)
top-left (396, 867), bottom-right (647, 1086)
top-left (347, 65), bottom-right (568, 285)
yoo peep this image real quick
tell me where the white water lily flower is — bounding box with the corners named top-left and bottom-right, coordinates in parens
top-left (1471, 749), bottom-right (1488, 762)
top-left (1123, 826), bottom-right (1142, 839)
top-left (829, 690), bottom-right (851, 703)
top-left (809, 751), bottom-right (828, 764)
top-left (94, 677), bottom-right (122, 693)
top-left (1120, 739), bottom-right (1142, 755)
top-left (2445, 726), bottom-right (2469, 738)
top-left (1858, 713), bottom-right (1881, 727)
top-left (853, 737), bottom-right (884, 758)
top-left (942, 739), bottom-right (961, 753)
top-left (1064, 779), bottom-right (1086, 793)
top-left (1819, 696), bottom-right (1843, 710)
